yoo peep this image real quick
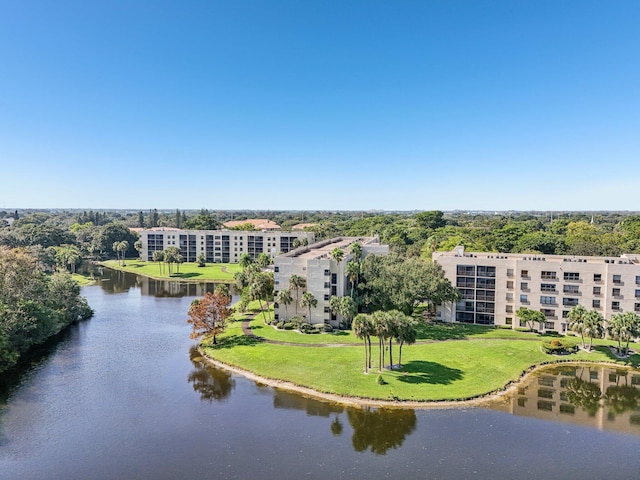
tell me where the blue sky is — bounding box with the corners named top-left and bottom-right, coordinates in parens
top-left (1, 1), bottom-right (639, 211)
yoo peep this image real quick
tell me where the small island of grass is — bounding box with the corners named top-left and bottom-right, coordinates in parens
top-left (102, 259), bottom-right (242, 283)
top-left (198, 304), bottom-right (640, 406)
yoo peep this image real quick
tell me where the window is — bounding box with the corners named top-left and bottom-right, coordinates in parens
top-left (541, 309), bottom-right (555, 317)
top-left (324, 282), bottom-right (331, 289)
top-left (274, 314), bottom-right (279, 320)
top-left (521, 270), bottom-right (529, 278)
top-left (457, 265), bottom-right (475, 276)
top-left (507, 280), bottom-right (514, 289)
top-left (593, 286), bottom-right (601, 295)
top-left (612, 288), bottom-right (621, 297)
top-left (520, 294), bottom-right (528, 303)
top-left (562, 310), bottom-right (569, 318)
top-left (564, 272), bottom-right (580, 281)
top-left (324, 269), bottom-right (330, 276)
top-left (521, 282), bottom-right (529, 290)
top-left (323, 307), bottom-right (330, 313)
top-left (594, 273), bottom-right (602, 282)
top-left (541, 271), bottom-right (557, 280)
top-left (477, 266), bottom-right (496, 277)
top-left (636, 276), bottom-right (640, 285)
top-left (505, 317), bottom-right (513, 325)
top-left (540, 296), bottom-right (556, 305)
top-left (563, 285), bottom-right (579, 294)
top-left (324, 294), bottom-right (330, 301)
top-left (541, 283), bottom-right (556, 293)
top-left (563, 298), bottom-right (579, 306)
top-left (592, 299), bottom-right (601, 308)
top-left (507, 268), bottom-right (514, 277)
top-left (635, 303), bottom-right (640, 313)
top-left (612, 301), bottom-right (620, 310)
top-left (274, 266), bottom-right (279, 273)
top-left (635, 289), bottom-right (640, 298)
top-left (613, 274), bottom-right (622, 284)
top-left (544, 322), bottom-right (555, 330)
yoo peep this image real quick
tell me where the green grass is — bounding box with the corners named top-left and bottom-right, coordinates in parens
top-left (203, 322), bottom-right (640, 402)
top-left (71, 273), bottom-right (97, 286)
top-left (102, 259), bottom-right (242, 282)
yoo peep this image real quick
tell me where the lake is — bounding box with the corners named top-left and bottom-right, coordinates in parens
top-left (1, 268), bottom-right (639, 479)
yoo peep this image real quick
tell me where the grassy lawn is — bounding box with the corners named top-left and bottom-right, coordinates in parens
top-left (203, 321), bottom-right (640, 402)
top-left (102, 259), bottom-right (242, 282)
top-left (71, 273), bottom-right (98, 286)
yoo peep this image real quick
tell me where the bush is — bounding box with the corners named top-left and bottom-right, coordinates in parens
top-left (377, 375), bottom-right (387, 385)
top-left (276, 321), bottom-right (285, 329)
top-left (323, 323), bottom-right (334, 333)
top-left (290, 316), bottom-right (305, 328)
top-left (300, 323), bottom-right (316, 334)
top-left (541, 338), bottom-right (578, 355)
top-left (283, 322), bottom-right (295, 330)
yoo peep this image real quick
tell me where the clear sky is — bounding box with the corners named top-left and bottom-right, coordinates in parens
top-left (1, 1), bottom-right (638, 211)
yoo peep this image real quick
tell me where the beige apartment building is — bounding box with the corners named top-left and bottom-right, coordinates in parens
top-left (138, 228), bottom-right (314, 264)
top-left (433, 246), bottom-right (640, 333)
top-left (274, 236), bottom-right (389, 326)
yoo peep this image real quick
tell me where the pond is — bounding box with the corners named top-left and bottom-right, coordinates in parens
top-left (1, 269), bottom-right (639, 479)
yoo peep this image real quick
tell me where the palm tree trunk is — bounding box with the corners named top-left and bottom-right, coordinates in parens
top-left (363, 338), bottom-right (368, 373)
top-left (399, 341), bottom-right (404, 367)
top-left (388, 338), bottom-right (393, 369)
top-left (367, 336), bottom-right (372, 369)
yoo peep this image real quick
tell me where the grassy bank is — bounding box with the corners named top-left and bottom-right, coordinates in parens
top-left (71, 273), bottom-right (98, 286)
top-left (102, 259), bottom-right (242, 282)
top-left (203, 316), bottom-right (640, 403)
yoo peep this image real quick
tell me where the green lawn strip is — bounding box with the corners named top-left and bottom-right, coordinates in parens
top-left (71, 273), bottom-right (97, 286)
top-left (248, 317), bottom-right (361, 344)
top-left (102, 259), bottom-right (241, 282)
top-left (202, 336), bottom-right (639, 402)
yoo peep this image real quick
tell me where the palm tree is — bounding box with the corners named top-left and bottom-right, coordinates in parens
top-left (330, 247), bottom-right (344, 265)
top-left (608, 312), bottom-right (640, 356)
top-left (256, 253), bottom-right (272, 269)
top-left (134, 239), bottom-right (143, 259)
top-left (395, 315), bottom-right (417, 367)
top-left (329, 295), bottom-right (341, 322)
top-left (339, 296), bottom-right (357, 329)
top-left (239, 253), bottom-right (253, 271)
top-left (583, 310), bottom-right (604, 350)
top-left (567, 305), bottom-right (589, 349)
top-left (300, 291), bottom-right (317, 324)
top-left (276, 289), bottom-right (293, 320)
top-left (289, 274), bottom-right (306, 315)
top-left (353, 313), bottom-right (373, 373)
top-left (346, 260), bottom-right (360, 298)
top-left (371, 311), bottom-right (390, 372)
top-left (118, 241), bottom-right (129, 266)
top-left (152, 250), bottom-right (164, 275)
top-left (350, 242), bottom-right (362, 261)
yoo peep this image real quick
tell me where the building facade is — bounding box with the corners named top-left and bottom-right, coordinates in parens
top-left (434, 246), bottom-right (640, 333)
top-left (138, 228), bottom-right (314, 263)
top-left (273, 236), bottom-right (389, 327)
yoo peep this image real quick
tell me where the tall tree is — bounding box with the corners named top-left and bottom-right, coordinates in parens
top-left (371, 310), bottom-right (390, 372)
top-left (152, 250), bottom-right (165, 275)
top-left (289, 274), bottom-right (306, 315)
top-left (187, 291), bottom-right (232, 345)
top-left (395, 315), bottom-right (417, 367)
top-left (330, 247), bottom-right (344, 265)
top-left (567, 305), bottom-right (589, 348)
top-left (137, 211), bottom-right (145, 228)
top-left (608, 312), bottom-right (640, 356)
top-left (353, 313), bottom-right (373, 373)
top-left (350, 242), bottom-right (362, 260)
top-left (239, 253), bottom-right (253, 271)
top-left (346, 260), bottom-right (360, 298)
top-left (300, 291), bottom-right (317, 324)
top-left (583, 310), bottom-right (604, 350)
top-left (515, 307), bottom-right (546, 332)
top-left (276, 289), bottom-right (293, 320)
top-left (256, 252), bottom-right (272, 268)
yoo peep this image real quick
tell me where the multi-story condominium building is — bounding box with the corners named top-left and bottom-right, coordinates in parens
top-left (434, 246), bottom-right (640, 333)
top-left (138, 228), bottom-right (314, 264)
top-left (274, 236), bottom-right (389, 327)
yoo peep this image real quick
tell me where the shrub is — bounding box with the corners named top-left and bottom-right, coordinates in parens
top-left (283, 322), bottom-right (295, 330)
top-left (323, 323), bottom-right (334, 332)
top-left (290, 316), bottom-right (305, 328)
top-left (377, 375), bottom-right (387, 385)
top-left (276, 321), bottom-right (285, 329)
top-left (300, 323), bottom-right (316, 334)
top-left (541, 338), bottom-right (578, 355)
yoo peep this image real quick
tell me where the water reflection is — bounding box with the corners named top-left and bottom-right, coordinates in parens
top-left (493, 365), bottom-right (640, 434)
top-left (347, 408), bottom-right (417, 454)
top-left (94, 266), bottom-right (224, 298)
top-left (187, 347), bottom-right (235, 402)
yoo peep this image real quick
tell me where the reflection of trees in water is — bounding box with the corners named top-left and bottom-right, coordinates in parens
top-left (272, 390), bottom-right (344, 417)
top-left (187, 347), bottom-right (235, 402)
top-left (347, 408), bottom-right (417, 455)
top-left (565, 377), bottom-right (602, 416)
top-left (605, 385), bottom-right (639, 417)
top-left (330, 416), bottom-right (343, 436)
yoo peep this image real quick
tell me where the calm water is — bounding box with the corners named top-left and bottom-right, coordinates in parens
top-left (1, 269), bottom-right (640, 480)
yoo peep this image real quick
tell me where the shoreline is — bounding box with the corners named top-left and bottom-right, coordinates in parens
top-left (100, 261), bottom-right (236, 284)
top-left (197, 348), bottom-right (637, 410)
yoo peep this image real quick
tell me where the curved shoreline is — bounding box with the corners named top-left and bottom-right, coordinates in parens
top-left (197, 348), bottom-right (636, 410)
